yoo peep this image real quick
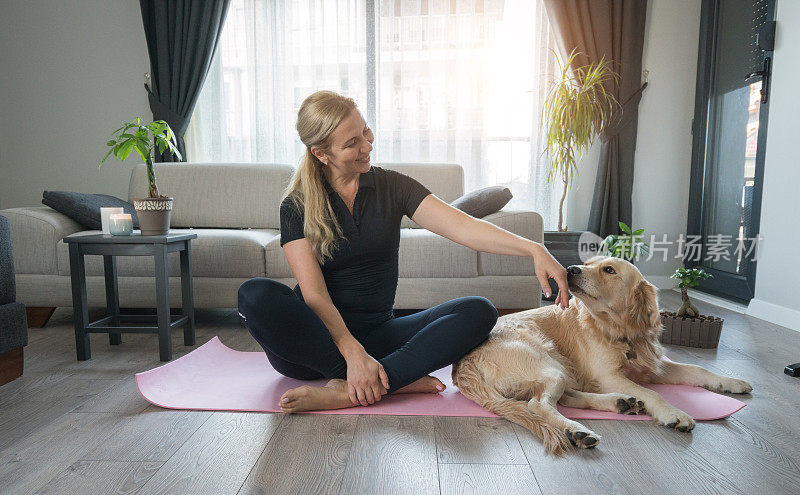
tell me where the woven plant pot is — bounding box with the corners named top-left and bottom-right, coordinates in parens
top-left (658, 311), bottom-right (723, 348)
top-left (133, 197), bottom-right (173, 236)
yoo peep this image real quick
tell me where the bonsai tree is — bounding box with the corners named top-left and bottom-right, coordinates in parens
top-left (542, 48), bottom-right (620, 232)
top-left (100, 117), bottom-right (182, 199)
top-left (599, 221), bottom-right (650, 262)
top-left (670, 267), bottom-right (713, 318)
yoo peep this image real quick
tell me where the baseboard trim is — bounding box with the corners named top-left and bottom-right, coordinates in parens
top-left (746, 298), bottom-right (800, 334)
top-left (679, 288), bottom-right (748, 314)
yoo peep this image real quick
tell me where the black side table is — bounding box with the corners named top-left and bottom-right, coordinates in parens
top-left (64, 232), bottom-right (197, 361)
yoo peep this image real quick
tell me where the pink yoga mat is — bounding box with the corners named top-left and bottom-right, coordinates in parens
top-left (135, 336), bottom-right (746, 420)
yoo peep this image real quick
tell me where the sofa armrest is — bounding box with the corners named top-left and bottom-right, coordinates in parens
top-left (478, 209), bottom-right (544, 277)
top-left (0, 207), bottom-right (85, 275)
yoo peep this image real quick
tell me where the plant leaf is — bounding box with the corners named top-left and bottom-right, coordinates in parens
top-left (114, 140), bottom-right (135, 161)
top-left (100, 147), bottom-right (114, 165)
top-left (132, 141), bottom-right (149, 163)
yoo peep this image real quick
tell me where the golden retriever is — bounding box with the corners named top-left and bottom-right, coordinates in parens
top-left (452, 255), bottom-right (753, 455)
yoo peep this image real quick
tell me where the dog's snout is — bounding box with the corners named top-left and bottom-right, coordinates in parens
top-left (567, 265), bottom-right (582, 276)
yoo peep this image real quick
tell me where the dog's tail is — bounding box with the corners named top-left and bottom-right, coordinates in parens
top-left (453, 358), bottom-right (570, 456)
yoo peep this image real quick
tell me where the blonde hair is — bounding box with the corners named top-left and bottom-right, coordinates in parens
top-left (281, 90), bottom-right (358, 264)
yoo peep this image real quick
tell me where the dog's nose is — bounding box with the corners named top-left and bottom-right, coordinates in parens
top-left (567, 265), bottom-right (582, 275)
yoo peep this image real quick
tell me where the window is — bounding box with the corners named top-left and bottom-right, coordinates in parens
top-left (186, 0), bottom-right (562, 229)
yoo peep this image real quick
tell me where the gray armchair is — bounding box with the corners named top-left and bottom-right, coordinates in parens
top-left (1, 214), bottom-right (28, 386)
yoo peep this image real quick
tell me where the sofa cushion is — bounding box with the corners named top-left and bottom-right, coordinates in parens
top-left (128, 163), bottom-right (294, 229)
top-left (450, 186), bottom-right (513, 218)
top-left (57, 228), bottom-right (275, 278)
top-left (42, 191), bottom-right (140, 230)
top-left (264, 235), bottom-right (292, 278)
top-left (478, 210), bottom-right (543, 276)
top-left (398, 229), bottom-right (478, 277)
top-left (266, 228), bottom-right (478, 278)
top-left (127, 162), bottom-right (462, 230)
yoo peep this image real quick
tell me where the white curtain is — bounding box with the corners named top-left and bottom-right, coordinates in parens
top-left (186, 0), bottom-right (562, 230)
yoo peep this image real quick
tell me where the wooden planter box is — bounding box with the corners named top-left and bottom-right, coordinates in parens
top-left (658, 311), bottom-right (723, 348)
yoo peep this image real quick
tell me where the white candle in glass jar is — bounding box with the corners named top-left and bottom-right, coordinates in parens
top-left (109, 213), bottom-right (133, 236)
top-left (100, 207), bottom-right (124, 234)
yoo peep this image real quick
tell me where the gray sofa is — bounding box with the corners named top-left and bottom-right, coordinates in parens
top-left (0, 162), bottom-right (543, 320)
top-left (1, 214), bottom-right (28, 385)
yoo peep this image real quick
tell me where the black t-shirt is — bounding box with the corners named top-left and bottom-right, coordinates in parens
top-left (279, 165), bottom-right (432, 326)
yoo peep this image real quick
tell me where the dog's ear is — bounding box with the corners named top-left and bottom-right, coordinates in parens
top-left (628, 280), bottom-right (660, 329)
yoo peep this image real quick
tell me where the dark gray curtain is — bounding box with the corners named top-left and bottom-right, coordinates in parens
top-left (140, 0), bottom-right (231, 162)
top-left (543, 0), bottom-right (648, 237)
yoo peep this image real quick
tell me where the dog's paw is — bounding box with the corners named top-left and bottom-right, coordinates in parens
top-left (703, 377), bottom-right (752, 394)
top-left (655, 409), bottom-right (695, 432)
top-left (565, 427), bottom-right (601, 449)
top-left (616, 396), bottom-right (647, 415)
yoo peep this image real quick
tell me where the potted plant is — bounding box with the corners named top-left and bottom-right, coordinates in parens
top-left (541, 48), bottom-right (620, 300)
top-left (660, 268), bottom-right (723, 348)
top-left (599, 221), bottom-right (650, 262)
top-left (100, 117), bottom-right (182, 235)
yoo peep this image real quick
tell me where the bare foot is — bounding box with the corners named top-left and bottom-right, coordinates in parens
top-left (395, 375), bottom-right (445, 394)
top-left (278, 375), bottom-right (445, 413)
top-left (279, 379), bottom-right (353, 413)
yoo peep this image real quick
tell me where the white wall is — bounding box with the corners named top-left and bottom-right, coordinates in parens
top-left (747, 0), bottom-right (800, 332)
top-left (0, 0), bottom-right (150, 211)
top-left (566, 0), bottom-right (702, 289)
top-left (632, 0), bottom-right (702, 288)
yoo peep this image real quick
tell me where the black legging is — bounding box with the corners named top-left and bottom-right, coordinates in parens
top-left (237, 277), bottom-right (498, 394)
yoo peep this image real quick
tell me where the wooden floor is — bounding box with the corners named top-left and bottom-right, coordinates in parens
top-left (2, 290), bottom-right (800, 494)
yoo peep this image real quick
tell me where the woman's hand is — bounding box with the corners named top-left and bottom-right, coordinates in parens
top-left (531, 242), bottom-right (570, 309)
top-left (342, 345), bottom-right (390, 406)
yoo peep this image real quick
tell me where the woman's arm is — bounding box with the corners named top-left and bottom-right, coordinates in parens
top-left (282, 238), bottom-right (391, 405)
top-left (409, 194), bottom-right (532, 255)
top-left (282, 238), bottom-right (363, 357)
top-left (411, 194), bottom-right (570, 308)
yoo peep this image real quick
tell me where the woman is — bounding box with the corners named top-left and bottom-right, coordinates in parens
top-left (237, 90), bottom-right (570, 413)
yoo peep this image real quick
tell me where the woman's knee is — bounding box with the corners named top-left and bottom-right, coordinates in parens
top-left (265, 349), bottom-right (325, 380)
top-left (237, 277), bottom-right (293, 316)
top-left (459, 296), bottom-right (498, 339)
top-left (460, 296), bottom-right (498, 322)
